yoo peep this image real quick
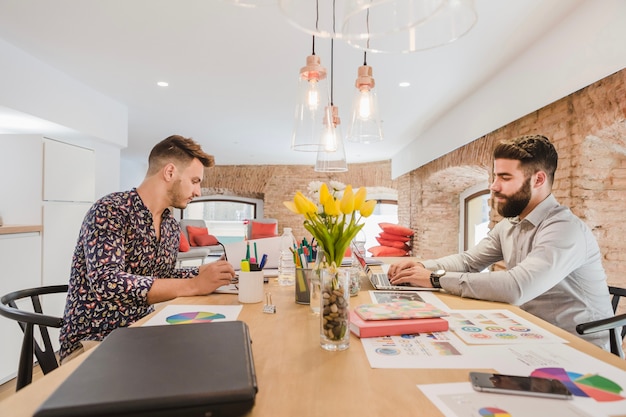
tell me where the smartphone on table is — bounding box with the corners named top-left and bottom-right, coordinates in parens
top-left (469, 371), bottom-right (572, 400)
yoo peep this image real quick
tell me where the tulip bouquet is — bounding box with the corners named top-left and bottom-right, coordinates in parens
top-left (284, 182), bottom-right (376, 268)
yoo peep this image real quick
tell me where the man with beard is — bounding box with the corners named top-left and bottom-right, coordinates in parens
top-left (388, 135), bottom-right (613, 349)
top-left (59, 135), bottom-right (236, 362)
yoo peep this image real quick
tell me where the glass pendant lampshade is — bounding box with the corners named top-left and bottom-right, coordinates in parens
top-left (345, 0), bottom-right (477, 53)
top-left (279, 0), bottom-right (442, 40)
top-left (342, 0), bottom-right (444, 39)
top-left (315, 105), bottom-right (348, 172)
top-left (291, 53), bottom-right (331, 151)
top-left (346, 62), bottom-right (383, 143)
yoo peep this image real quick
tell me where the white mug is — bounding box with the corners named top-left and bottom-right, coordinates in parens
top-left (238, 271), bottom-right (264, 303)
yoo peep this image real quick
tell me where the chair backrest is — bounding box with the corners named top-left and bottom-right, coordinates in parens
top-left (575, 285), bottom-right (626, 358)
top-left (179, 219), bottom-right (208, 243)
top-left (0, 284), bottom-right (68, 391)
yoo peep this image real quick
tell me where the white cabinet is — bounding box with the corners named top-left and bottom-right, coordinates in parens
top-left (0, 136), bottom-right (96, 383)
top-left (0, 232), bottom-right (42, 384)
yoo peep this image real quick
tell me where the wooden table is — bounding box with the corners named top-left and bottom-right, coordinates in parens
top-left (2, 278), bottom-right (626, 417)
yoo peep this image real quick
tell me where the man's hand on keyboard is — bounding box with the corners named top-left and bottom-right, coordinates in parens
top-left (387, 261), bottom-right (433, 288)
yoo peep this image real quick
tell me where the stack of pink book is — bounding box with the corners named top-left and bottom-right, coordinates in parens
top-left (349, 300), bottom-right (449, 338)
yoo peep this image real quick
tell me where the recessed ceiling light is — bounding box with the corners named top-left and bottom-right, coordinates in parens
top-left (399, 82), bottom-right (411, 87)
top-left (157, 81), bottom-right (169, 87)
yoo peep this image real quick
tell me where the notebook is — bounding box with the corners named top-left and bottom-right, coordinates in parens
top-left (349, 311), bottom-right (449, 338)
top-left (354, 300), bottom-right (449, 321)
top-left (35, 321), bottom-right (258, 417)
top-left (351, 242), bottom-right (439, 291)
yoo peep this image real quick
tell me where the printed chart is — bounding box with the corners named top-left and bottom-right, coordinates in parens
top-left (446, 310), bottom-right (565, 344)
top-left (531, 367), bottom-right (623, 402)
top-left (165, 311), bottom-right (226, 324)
top-left (141, 304), bottom-right (243, 327)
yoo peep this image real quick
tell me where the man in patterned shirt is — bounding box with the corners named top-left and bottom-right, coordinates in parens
top-left (59, 135), bottom-right (236, 362)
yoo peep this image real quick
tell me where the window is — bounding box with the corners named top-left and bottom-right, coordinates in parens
top-left (460, 183), bottom-right (490, 252)
top-left (180, 196), bottom-right (263, 243)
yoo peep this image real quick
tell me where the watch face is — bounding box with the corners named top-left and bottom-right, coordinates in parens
top-left (434, 269), bottom-right (445, 277)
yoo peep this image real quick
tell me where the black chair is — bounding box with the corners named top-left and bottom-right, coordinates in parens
top-left (576, 285), bottom-right (626, 358)
top-left (0, 285), bottom-right (68, 390)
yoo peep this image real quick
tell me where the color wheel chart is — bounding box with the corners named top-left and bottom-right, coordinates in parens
top-left (531, 367), bottom-right (624, 402)
top-left (165, 311), bottom-right (226, 324)
top-left (478, 407), bottom-right (510, 417)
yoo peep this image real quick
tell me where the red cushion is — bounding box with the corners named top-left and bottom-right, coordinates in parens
top-left (250, 221), bottom-right (278, 239)
top-left (379, 232), bottom-right (411, 243)
top-left (179, 231), bottom-right (190, 252)
top-left (186, 225), bottom-right (218, 247)
top-left (379, 222), bottom-right (414, 237)
top-left (376, 236), bottom-right (411, 250)
top-left (194, 233), bottom-right (219, 246)
top-left (368, 245), bottom-right (409, 257)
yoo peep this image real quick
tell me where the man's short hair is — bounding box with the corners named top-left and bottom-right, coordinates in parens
top-left (493, 135), bottom-right (558, 184)
top-left (147, 135), bottom-right (214, 175)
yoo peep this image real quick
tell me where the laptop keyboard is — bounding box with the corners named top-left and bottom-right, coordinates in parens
top-left (371, 272), bottom-right (392, 287)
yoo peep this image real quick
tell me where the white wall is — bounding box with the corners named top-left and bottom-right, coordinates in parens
top-left (0, 38), bottom-right (127, 149)
top-left (120, 157), bottom-right (147, 192)
top-left (392, 0), bottom-right (626, 177)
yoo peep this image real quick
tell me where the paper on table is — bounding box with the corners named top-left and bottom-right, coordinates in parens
top-left (446, 309), bottom-right (567, 344)
top-left (417, 382), bottom-right (600, 417)
top-left (142, 304), bottom-right (243, 327)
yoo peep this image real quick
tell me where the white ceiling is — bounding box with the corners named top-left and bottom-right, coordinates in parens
top-left (0, 0), bottom-right (622, 175)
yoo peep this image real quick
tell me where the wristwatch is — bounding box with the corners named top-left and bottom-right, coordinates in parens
top-left (429, 269), bottom-right (446, 289)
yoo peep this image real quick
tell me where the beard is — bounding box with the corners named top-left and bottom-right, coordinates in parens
top-left (168, 179), bottom-right (189, 210)
top-left (494, 176), bottom-right (532, 218)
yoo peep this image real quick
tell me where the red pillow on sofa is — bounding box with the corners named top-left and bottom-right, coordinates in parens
top-left (376, 236), bottom-right (411, 250)
top-left (179, 231), bottom-right (190, 252)
top-left (379, 222), bottom-right (414, 237)
top-left (368, 245), bottom-right (409, 257)
top-left (186, 225), bottom-right (219, 247)
top-left (250, 221), bottom-right (278, 239)
top-left (379, 232), bottom-right (411, 243)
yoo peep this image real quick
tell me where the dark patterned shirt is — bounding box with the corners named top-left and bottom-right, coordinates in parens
top-left (59, 189), bottom-right (197, 360)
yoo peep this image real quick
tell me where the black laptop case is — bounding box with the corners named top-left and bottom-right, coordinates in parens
top-left (35, 321), bottom-right (257, 417)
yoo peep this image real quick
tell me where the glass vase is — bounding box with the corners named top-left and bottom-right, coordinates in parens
top-left (319, 266), bottom-right (350, 351)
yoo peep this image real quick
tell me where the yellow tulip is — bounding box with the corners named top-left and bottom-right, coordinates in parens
top-left (354, 187), bottom-right (367, 210)
top-left (323, 197), bottom-right (340, 216)
top-left (319, 183), bottom-right (331, 205)
top-left (294, 191), bottom-right (315, 215)
top-left (340, 185), bottom-right (355, 215)
top-left (359, 199), bottom-right (376, 217)
top-left (283, 200), bottom-right (298, 214)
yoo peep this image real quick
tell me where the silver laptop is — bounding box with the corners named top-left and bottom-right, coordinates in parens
top-left (352, 242), bottom-right (439, 291)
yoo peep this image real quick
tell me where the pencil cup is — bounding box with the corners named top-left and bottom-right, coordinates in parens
top-left (295, 268), bottom-right (314, 304)
top-left (238, 271), bottom-right (264, 303)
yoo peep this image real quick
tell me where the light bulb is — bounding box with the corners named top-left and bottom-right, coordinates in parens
top-left (358, 89), bottom-right (372, 119)
top-left (307, 80), bottom-right (320, 111)
top-left (322, 124), bottom-right (337, 152)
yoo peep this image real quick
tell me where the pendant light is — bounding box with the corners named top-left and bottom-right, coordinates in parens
top-left (346, 52), bottom-right (383, 143)
top-left (315, 35), bottom-right (347, 172)
top-left (291, 36), bottom-right (331, 152)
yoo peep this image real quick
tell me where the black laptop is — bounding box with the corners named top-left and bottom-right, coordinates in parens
top-left (35, 321), bottom-right (258, 417)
